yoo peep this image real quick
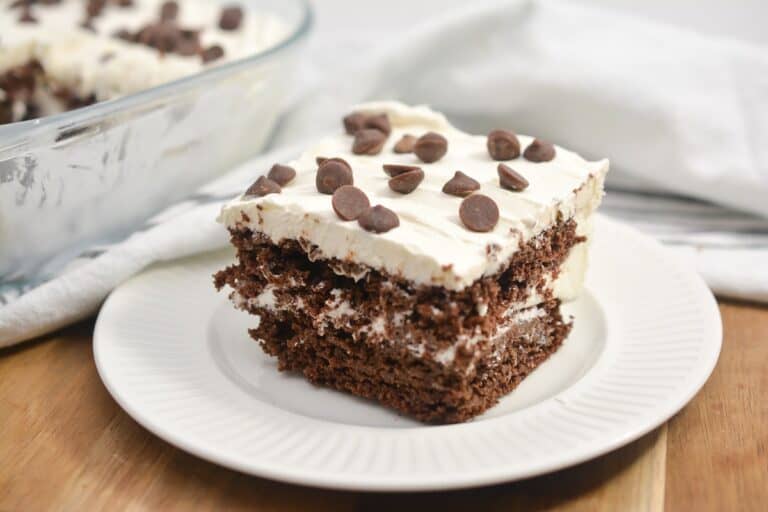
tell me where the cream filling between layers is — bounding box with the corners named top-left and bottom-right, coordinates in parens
top-left (220, 101), bottom-right (608, 292)
top-left (232, 287), bottom-right (555, 372)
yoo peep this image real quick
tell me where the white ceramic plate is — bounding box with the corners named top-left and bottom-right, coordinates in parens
top-left (94, 215), bottom-right (721, 491)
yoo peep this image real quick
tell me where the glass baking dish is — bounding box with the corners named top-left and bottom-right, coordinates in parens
top-left (0, 0), bottom-right (311, 286)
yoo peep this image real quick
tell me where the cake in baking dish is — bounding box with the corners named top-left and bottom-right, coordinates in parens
top-left (0, 0), bottom-right (286, 124)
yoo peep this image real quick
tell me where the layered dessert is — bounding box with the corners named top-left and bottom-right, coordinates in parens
top-left (0, 0), bottom-right (286, 124)
top-left (215, 102), bottom-right (609, 423)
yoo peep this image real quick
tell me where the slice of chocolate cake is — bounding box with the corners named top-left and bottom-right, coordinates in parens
top-left (215, 101), bottom-right (608, 423)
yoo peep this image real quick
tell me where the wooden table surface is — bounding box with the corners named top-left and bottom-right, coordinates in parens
top-left (1, 300), bottom-right (766, 511)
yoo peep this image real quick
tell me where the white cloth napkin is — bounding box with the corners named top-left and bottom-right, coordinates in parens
top-left (2, 0), bottom-right (767, 347)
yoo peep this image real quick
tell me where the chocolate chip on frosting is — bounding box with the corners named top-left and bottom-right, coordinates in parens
top-left (332, 185), bottom-right (370, 221)
top-left (343, 112), bottom-right (366, 135)
top-left (160, 1), bottom-right (178, 21)
top-left (382, 163), bottom-right (421, 177)
top-left (219, 5), bottom-right (243, 31)
top-left (245, 176), bottom-right (281, 197)
top-left (393, 134), bottom-right (417, 154)
top-left (136, 22), bottom-right (178, 51)
top-left (267, 163), bottom-right (296, 186)
top-left (523, 138), bottom-right (556, 162)
top-left (113, 8), bottom-right (212, 58)
top-left (487, 129), bottom-right (520, 161)
top-left (316, 158), bottom-right (353, 194)
top-left (363, 113), bottom-right (391, 135)
top-left (352, 128), bottom-right (387, 155)
top-left (114, 28), bottom-right (133, 41)
top-left (80, 18), bottom-right (96, 31)
top-left (19, 7), bottom-right (37, 23)
top-left (201, 45), bottom-right (225, 63)
top-left (358, 205), bottom-right (399, 233)
top-left (414, 132), bottom-right (448, 163)
top-left (459, 194), bottom-right (499, 232)
top-left (321, 157), bottom-right (352, 170)
top-left (442, 171), bottom-right (480, 197)
top-left (388, 168), bottom-right (424, 194)
top-left (85, 0), bottom-right (105, 18)
top-left (175, 34), bottom-right (202, 57)
top-left (497, 163), bottom-right (529, 191)
top-left (343, 111), bottom-right (391, 136)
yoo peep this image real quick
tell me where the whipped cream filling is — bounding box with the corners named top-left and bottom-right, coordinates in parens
top-left (0, 0), bottom-right (287, 105)
top-left (233, 285), bottom-right (555, 371)
top-left (220, 101), bottom-right (608, 291)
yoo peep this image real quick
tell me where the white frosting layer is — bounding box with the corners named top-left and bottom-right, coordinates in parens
top-left (0, 0), bottom-right (287, 103)
top-left (220, 101), bottom-right (608, 291)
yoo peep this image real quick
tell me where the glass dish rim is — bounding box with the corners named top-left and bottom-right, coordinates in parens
top-left (0, 0), bottom-right (313, 142)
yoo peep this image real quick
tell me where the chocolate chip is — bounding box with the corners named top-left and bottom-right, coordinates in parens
top-left (389, 169), bottom-right (424, 194)
top-left (219, 6), bottom-right (243, 31)
top-left (113, 20), bottom-right (207, 58)
top-left (316, 159), bottom-right (353, 194)
top-left (414, 132), bottom-right (448, 163)
top-left (267, 164), bottom-right (296, 186)
top-left (175, 38), bottom-right (201, 57)
top-left (19, 8), bottom-right (36, 23)
top-left (180, 28), bottom-right (198, 39)
top-left (80, 19), bottom-right (96, 32)
top-left (343, 112), bottom-right (366, 135)
top-left (352, 128), bottom-right (386, 155)
top-left (442, 171), bottom-right (480, 197)
top-left (116, 0), bottom-right (133, 7)
top-left (201, 44), bottom-right (224, 63)
top-left (160, 1), bottom-right (178, 21)
top-left (358, 205), bottom-right (399, 233)
top-left (114, 29), bottom-right (134, 41)
top-left (523, 138), bottom-right (556, 162)
top-left (135, 25), bottom-right (153, 45)
top-left (99, 52), bottom-right (115, 63)
top-left (343, 112), bottom-right (391, 136)
top-left (363, 113), bottom-right (391, 135)
top-left (135, 22), bottom-right (178, 51)
top-left (459, 194), bottom-right (499, 232)
top-left (245, 176), bottom-right (281, 197)
top-left (497, 163), bottom-right (529, 191)
top-left (332, 185), bottom-right (370, 221)
top-left (319, 157), bottom-right (351, 171)
top-left (382, 163), bottom-right (421, 177)
top-left (487, 129), bottom-right (520, 161)
top-left (86, 0), bottom-right (105, 18)
top-left (393, 134), bottom-right (417, 154)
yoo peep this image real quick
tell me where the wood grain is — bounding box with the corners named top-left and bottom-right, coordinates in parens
top-left (664, 303), bottom-right (768, 512)
top-left (0, 301), bottom-right (766, 511)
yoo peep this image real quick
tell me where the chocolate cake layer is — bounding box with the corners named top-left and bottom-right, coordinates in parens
top-left (250, 300), bottom-right (569, 423)
top-left (214, 215), bottom-right (580, 422)
top-left (215, 214), bottom-right (582, 358)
